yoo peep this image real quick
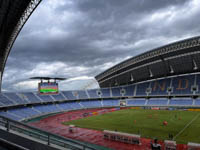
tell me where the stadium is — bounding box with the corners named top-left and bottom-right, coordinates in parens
top-left (1, 0), bottom-right (200, 150)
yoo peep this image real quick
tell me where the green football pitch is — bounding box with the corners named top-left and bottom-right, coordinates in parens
top-left (63, 109), bottom-right (200, 144)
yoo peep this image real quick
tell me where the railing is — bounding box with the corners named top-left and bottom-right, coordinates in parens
top-left (0, 116), bottom-right (98, 150)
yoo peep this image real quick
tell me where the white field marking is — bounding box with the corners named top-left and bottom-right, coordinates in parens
top-left (173, 113), bottom-right (200, 140)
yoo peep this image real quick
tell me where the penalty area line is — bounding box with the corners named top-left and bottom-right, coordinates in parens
top-left (173, 113), bottom-right (200, 140)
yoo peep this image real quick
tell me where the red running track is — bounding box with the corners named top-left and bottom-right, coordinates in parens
top-left (29, 108), bottom-right (188, 150)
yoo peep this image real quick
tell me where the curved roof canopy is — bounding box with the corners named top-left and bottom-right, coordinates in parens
top-left (95, 36), bottom-right (200, 88)
top-left (30, 77), bottom-right (66, 81)
top-left (0, 0), bottom-right (41, 90)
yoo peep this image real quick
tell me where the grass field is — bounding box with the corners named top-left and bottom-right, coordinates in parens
top-left (63, 109), bottom-right (200, 144)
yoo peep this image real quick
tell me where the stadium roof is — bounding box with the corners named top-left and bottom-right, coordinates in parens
top-left (95, 36), bottom-right (200, 88)
top-left (30, 77), bottom-right (66, 80)
top-left (0, 0), bottom-right (41, 91)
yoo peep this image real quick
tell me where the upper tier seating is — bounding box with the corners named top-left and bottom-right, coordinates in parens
top-left (87, 89), bottom-right (101, 98)
top-left (22, 92), bottom-right (41, 103)
top-left (75, 90), bottom-right (88, 99)
top-left (149, 79), bottom-right (171, 96)
top-left (36, 94), bottom-right (54, 102)
top-left (171, 75), bottom-right (194, 95)
top-left (1, 74), bottom-right (200, 108)
top-left (101, 88), bottom-right (111, 98)
top-left (111, 87), bottom-right (122, 97)
top-left (0, 94), bottom-right (15, 106)
top-left (62, 91), bottom-right (77, 100)
top-left (4, 93), bottom-right (28, 104)
top-left (123, 85), bottom-right (135, 97)
top-left (136, 82), bottom-right (149, 96)
top-left (51, 93), bottom-right (65, 101)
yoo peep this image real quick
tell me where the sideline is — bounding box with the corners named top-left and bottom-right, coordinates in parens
top-left (173, 113), bottom-right (200, 140)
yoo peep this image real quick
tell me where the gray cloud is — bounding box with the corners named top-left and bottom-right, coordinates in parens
top-left (2, 0), bottom-right (200, 91)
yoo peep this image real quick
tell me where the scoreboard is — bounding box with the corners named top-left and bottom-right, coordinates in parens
top-left (39, 82), bottom-right (58, 94)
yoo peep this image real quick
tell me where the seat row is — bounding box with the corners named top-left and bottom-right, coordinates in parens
top-left (1, 98), bottom-right (200, 121)
top-left (0, 74), bottom-right (200, 107)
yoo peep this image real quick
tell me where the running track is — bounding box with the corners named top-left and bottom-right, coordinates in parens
top-left (29, 108), bottom-right (188, 150)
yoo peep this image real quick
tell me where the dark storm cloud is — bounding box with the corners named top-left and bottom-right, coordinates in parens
top-left (2, 0), bottom-right (200, 91)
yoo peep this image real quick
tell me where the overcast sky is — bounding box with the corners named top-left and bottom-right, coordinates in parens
top-left (2, 0), bottom-right (200, 92)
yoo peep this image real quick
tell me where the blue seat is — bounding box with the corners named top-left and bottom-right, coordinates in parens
top-left (101, 88), bottom-right (111, 98)
top-left (150, 78), bottom-right (170, 96)
top-left (22, 92), bottom-right (41, 103)
top-left (4, 93), bottom-right (29, 104)
top-left (0, 94), bottom-right (15, 106)
top-left (171, 75), bottom-right (194, 95)
top-left (147, 98), bottom-right (168, 105)
top-left (0, 111), bottom-right (22, 121)
top-left (111, 87), bottom-right (121, 97)
top-left (80, 100), bottom-right (102, 108)
top-left (123, 85), bottom-right (135, 97)
top-left (76, 90), bottom-right (88, 99)
top-left (102, 100), bottom-right (119, 107)
top-left (51, 93), bottom-right (65, 101)
top-left (127, 99), bottom-right (146, 106)
top-left (62, 91), bottom-right (77, 100)
top-left (58, 103), bottom-right (74, 110)
top-left (169, 98), bottom-right (193, 105)
top-left (87, 89), bottom-right (101, 98)
top-left (194, 99), bottom-right (200, 105)
top-left (36, 94), bottom-right (54, 102)
top-left (136, 82), bottom-right (149, 96)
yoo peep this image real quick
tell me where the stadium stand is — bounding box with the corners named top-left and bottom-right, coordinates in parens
top-left (3, 93), bottom-right (29, 104)
top-left (101, 88), bottom-right (111, 98)
top-left (123, 85), bottom-right (135, 97)
top-left (111, 87), bottom-right (122, 97)
top-left (102, 99), bottom-right (119, 107)
top-left (0, 111), bottom-right (21, 121)
top-left (171, 75), bottom-right (194, 95)
top-left (149, 78), bottom-right (171, 96)
top-left (0, 94), bottom-right (15, 106)
top-left (169, 98), bottom-right (193, 106)
top-left (62, 91), bottom-right (77, 100)
top-left (80, 100), bottom-right (102, 108)
top-left (51, 93), bottom-right (65, 101)
top-left (194, 99), bottom-right (200, 105)
top-left (21, 92), bottom-right (41, 103)
top-left (136, 82), bottom-right (149, 96)
top-left (127, 99), bottom-right (146, 106)
top-left (147, 98), bottom-right (168, 106)
top-left (36, 94), bottom-right (54, 102)
top-left (68, 101), bottom-right (82, 109)
top-left (34, 104), bottom-right (60, 114)
top-left (76, 90), bottom-right (89, 99)
top-left (58, 102), bottom-right (74, 111)
top-left (87, 89), bottom-right (101, 98)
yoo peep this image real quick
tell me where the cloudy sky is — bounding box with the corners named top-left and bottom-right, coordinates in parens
top-left (2, 0), bottom-right (200, 92)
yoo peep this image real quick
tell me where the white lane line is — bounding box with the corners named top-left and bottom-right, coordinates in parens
top-left (173, 113), bottom-right (200, 140)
